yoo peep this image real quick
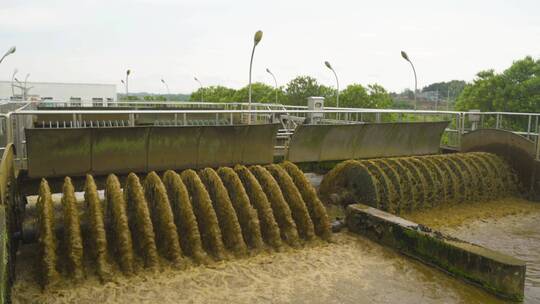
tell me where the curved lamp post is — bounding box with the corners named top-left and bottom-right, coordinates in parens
top-left (265, 68), bottom-right (278, 104)
top-left (401, 50), bottom-right (417, 110)
top-left (194, 77), bottom-right (204, 102)
top-left (248, 30), bottom-right (263, 124)
top-left (161, 78), bottom-right (170, 100)
top-left (125, 69), bottom-right (131, 98)
top-left (324, 61), bottom-right (340, 108)
top-left (11, 69), bottom-right (18, 97)
top-left (0, 46), bottom-right (16, 64)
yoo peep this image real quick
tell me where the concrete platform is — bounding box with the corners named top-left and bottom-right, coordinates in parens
top-left (346, 204), bottom-right (526, 301)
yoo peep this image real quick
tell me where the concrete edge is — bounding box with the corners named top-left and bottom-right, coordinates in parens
top-left (346, 203), bottom-right (526, 301)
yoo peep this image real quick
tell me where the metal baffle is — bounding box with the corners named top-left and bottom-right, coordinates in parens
top-left (91, 127), bottom-right (149, 175)
top-left (26, 123), bottom-right (280, 178)
top-left (147, 126), bottom-right (202, 171)
top-left (26, 128), bottom-right (92, 177)
top-left (286, 121), bottom-right (449, 163)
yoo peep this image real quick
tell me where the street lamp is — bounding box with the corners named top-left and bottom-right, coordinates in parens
top-left (0, 46), bottom-right (16, 64)
top-left (11, 69), bottom-right (18, 98)
top-left (161, 78), bottom-right (170, 101)
top-left (125, 69), bottom-right (131, 98)
top-left (265, 68), bottom-right (278, 104)
top-left (401, 50), bottom-right (417, 110)
top-left (248, 30), bottom-right (263, 124)
top-left (24, 73), bottom-right (30, 100)
top-left (324, 61), bottom-right (339, 108)
top-left (194, 77), bottom-right (204, 102)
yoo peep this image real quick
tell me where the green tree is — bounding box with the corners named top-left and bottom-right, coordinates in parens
top-left (190, 85), bottom-right (237, 103)
top-left (231, 82), bottom-right (279, 103)
top-left (284, 76), bottom-right (333, 106)
top-left (339, 83), bottom-right (392, 108)
top-left (422, 80), bottom-right (466, 98)
top-left (456, 56), bottom-right (540, 131)
top-left (456, 56), bottom-right (540, 113)
top-left (367, 84), bottom-right (393, 108)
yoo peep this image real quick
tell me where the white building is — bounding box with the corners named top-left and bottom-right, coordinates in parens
top-left (0, 80), bottom-right (116, 106)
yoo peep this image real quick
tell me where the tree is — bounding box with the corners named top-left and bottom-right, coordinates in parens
top-left (231, 82), bottom-right (279, 103)
top-left (339, 83), bottom-right (392, 108)
top-left (456, 56), bottom-right (540, 113)
top-left (366, 84), bottom-right (393, 108)
top-left (190, 85), bottom-right (236, 103)
top-left (455, 56), bottom-right (540, 131)
top-left (284, 76), bottom-right (333, 106)
top-left (339, 84), bottom-right (369, 108)
top-left (422, 80), bottom-right (466, 98)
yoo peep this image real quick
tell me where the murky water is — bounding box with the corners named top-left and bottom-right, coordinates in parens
top-left (442, 211), bottom-right (540, 303)
top-left (13, 232), bottom-right (506, 304)
top-left (17, 197), bottom-right (539, 303)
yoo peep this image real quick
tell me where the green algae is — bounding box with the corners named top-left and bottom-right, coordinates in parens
top-left (234, 165), bottom-right (283, 249)
top-left (162, 170), bottom-right (210, 264)
top-left (217, 167), bottom-right (264, 251)
top-left (265, 164), bottom-right (315, 241)
top-left (320, 152), bottom-right (519, 215)
top-left (36, 179), bottom-right (60, 288)
top-left (61, 177), bottom-right (84, 281)
top-left (280, 161), bottom-right (332, 241)
top-left (124, 173), bottom-right (159, 270)
top-left (104, 174), bottom-right (134, 274)
top-left (198, 168), bottom-right (248, 257)
top-left (83, 175), bottom-right (112, 282)
top-left (143, 172), bottom-right (186, 269)
top-left (181, 169), bottom-right (226, 260)
top-left (249, 165), bottom-right (300, 247)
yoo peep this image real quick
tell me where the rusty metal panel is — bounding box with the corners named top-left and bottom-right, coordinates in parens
top-left (91, 127), bottom-right (149, 175)
top-left (286, 121), bottom-right (449, 163)
top-left (147, 126), bottom-right (202, 171)
top-left (27, 128), bottom-right (92, 178)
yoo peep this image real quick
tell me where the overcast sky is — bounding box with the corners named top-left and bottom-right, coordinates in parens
top-left (1, 0), bottom-right (539, 94)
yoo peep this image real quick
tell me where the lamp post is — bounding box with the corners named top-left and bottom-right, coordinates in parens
top-left (11, 69), bottom-right (18, 98)
top-left (161, 78), bottom-right (170, 101)
top-left (23, 73), bottom-right (30, 100)
top-left (194, 77), bottom-right (204, 102)
top-left (324, 61), bottom-right (339, 108)
top-left (266, 68), bottom-right (278, 104)
top-left (401, 50), bottom-right (417, 110)
top-left (125, 69), bottom-right (131, 99)
top-left (248, 30), bottom-right (263, 124)
top-left (0, 46), bottom-right (16, 65)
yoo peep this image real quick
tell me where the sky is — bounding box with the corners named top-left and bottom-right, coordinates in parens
top-left (1, 0), bottom-right (539, 95)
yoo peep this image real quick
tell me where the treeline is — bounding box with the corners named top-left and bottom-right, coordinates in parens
top-left (189, 76), bottom-right (393, 108)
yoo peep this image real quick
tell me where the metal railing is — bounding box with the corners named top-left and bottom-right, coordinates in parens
top-left (2, 100), bottom-right (540, 165)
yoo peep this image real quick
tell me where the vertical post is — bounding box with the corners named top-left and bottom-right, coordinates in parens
top-left (183, 113), bottom-right (187, 126)
top-left (129, 113), bottom-right (135, 126)
top-left (496, 113), bottom-right (500, 129)
top-left (456, 113), bottom-right (461, 148)
top-left (536, 126), bottom-right (540, 161)
top-left (528, 115), bottom-right (532, 139)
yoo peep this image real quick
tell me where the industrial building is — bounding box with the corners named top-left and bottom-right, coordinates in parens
top-left (0, 80), bottom-right (116, 105)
